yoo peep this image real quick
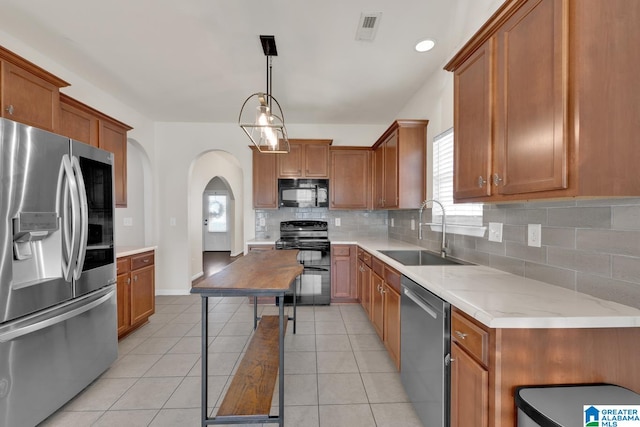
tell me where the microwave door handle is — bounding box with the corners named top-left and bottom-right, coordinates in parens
top-left (71, 156), bottom-right (88, 280)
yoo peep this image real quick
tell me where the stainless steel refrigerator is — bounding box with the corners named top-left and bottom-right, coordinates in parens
top-left (0, 118), bottom-right (118, 427)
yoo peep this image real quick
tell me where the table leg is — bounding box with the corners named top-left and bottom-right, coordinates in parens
top-left (292, 278), bottom-right (297, 334)
top-left (201, 296), bottom-right (209, 426)
top-left (253, 296), bottom-right (258, 330)
top-left (278, 293), bottom-right (285, 427)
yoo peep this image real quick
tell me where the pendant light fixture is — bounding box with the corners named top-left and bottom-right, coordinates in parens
top-left (239, 35), bottom-right (290, 153)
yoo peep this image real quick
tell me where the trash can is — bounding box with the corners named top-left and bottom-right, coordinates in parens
top-left (515, 384), bottom-right (640, 427)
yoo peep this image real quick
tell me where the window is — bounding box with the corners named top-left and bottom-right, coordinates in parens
top-left (432, 128), bottom-right (483, 230)
top-left (207, 194), bottom-right (228, 233)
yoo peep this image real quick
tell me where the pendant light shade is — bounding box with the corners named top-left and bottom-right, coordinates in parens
top-left (239, 36), bottom-right (290, 153)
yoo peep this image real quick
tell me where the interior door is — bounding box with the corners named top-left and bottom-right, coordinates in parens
top-left (202, 191), bottom-right (230, 251)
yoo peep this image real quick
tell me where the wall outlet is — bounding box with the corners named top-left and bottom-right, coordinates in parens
top-left (123, 217), bottom-right (133, 227)
top-left (391, 218), bottom-right (395, 227)
top-left (488, 222), bottom-right (503, 242)
top-left (410, 219), bottom-right (415, 230)
top-left (528, 224), bottom-right (542, 247)
top-left (335, 218), bottom-right (341, 227)
top-left (259, 218), bottom-right (266, 226)
top-left (170, 217), bottom-right (177, 227)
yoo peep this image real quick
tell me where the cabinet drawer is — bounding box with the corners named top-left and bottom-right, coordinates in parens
top-left (131, 251), bottom-right (154, 270)
top-left (372, 257), bottom-right (384, 277)
top-left (359, 249), bottom-right (372, 266)
top-left (452, 310), bottom-right (489, 365)
top-left (117, 257), bottom-right (130, 275)
top-left (332, 245), bottom-right (351, 256)
top-left (384, 266), bottom-right (401, 293)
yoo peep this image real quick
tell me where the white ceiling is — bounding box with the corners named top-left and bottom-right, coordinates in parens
top-left (0, 0), bottom-right (502, 124)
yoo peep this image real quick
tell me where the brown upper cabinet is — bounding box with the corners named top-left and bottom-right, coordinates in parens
top-left (278, 139), bottom-right (331, 178)
top-left (59, 94), bottom-right (132, 208)
top-left (330, 147), bottom-right (371, 210)
top-left (0, 46), bottom-right (69, 132)
top-left (372, 120), bottom-right (428, 209)
top-left (251, 146), bottom-right (279, 209)
top-left (445, 0), bottom-right (640, 202)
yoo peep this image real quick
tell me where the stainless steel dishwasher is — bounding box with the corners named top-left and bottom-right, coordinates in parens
top-left (401, 276), bottom-right (451, 427)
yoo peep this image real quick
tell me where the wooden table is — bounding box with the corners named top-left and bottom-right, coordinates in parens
top-left (191, 250), bottom-right (303, 426)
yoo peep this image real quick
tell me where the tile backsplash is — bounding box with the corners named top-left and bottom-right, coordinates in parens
top-left (254, 208), bottom-right (388, 241)
top-left (389, 198), bottom-right (640, 310)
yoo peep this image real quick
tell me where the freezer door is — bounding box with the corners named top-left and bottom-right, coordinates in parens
top-left (0, 285), bottom-right (117, 427)
top-left (0, 118), bottom-right (73, 323)
top-left (71, 140), bottom-right (116, 297)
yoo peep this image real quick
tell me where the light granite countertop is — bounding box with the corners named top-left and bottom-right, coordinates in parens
top-left (247, 237), bottom-right (640, 329)
top-left (116, 245), bottom-right (157, 258)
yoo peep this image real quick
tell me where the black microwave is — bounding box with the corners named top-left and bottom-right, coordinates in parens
top-left (278, 179), bottom-right (329, 208)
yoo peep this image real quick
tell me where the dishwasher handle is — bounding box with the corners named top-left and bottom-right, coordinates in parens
top-left (403, 287), bottom-right (439, 319)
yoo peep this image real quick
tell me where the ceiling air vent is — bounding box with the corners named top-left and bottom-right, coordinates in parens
top-left (355, 12), bottom-right (382, 41)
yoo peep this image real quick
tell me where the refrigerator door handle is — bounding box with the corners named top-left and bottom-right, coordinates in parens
top-left (0, 288), bottom-right (115, 343)
top-left (71, 156), bottom-right (88, 280)
top-left (57, 156), bottom-right (75, 282)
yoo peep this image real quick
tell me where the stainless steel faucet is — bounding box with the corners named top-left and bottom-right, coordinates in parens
top-left (418, 199), bottom-right (447, 257)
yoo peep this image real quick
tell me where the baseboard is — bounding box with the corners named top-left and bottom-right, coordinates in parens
top-left (191, 271), bottom-right (204, 281)
top-left (155, 289), bottom-right (192, 296)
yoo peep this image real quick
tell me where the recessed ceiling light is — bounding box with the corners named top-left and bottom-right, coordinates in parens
top-left (415, 39), bottom-right (435, 52)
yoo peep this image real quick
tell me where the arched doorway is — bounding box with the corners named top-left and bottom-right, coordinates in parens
top-left (188, 150), bottom-right (244, 282)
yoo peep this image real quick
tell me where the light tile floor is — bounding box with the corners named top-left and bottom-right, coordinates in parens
top-left (41, 295), bottom-right (423, 427)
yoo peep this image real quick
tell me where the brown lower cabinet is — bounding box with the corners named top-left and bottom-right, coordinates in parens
top-left (369, 256), bottom-right (401, 370)
top-left (357, 248), bottom-right (372, 317)
top-left (117, 251), bottom-right (155, 338)
top-left (451, 306), bottom-right (640, 426)
top-left (330, 244), bottom-right (357, 303)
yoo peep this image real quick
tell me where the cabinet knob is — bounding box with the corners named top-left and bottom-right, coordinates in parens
top-left (492, 173), bottom-right (503, 186)
top-left (477, 176), bottom-right (487, 188)
top-left (134, 275), bottom-right (138, 282)
top-left (455, 330), bottom-right (467, 340)
top-left (5, 105), bottom-right (14, 115)
top-left (127, 278), bottom-right (131, 284)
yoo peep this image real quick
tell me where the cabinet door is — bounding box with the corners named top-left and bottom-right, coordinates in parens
top-left (370, 272), bottom-right (384, 338)
top-left (116, 273), bottom-right (131, 336)
top-left (382, 132), bottom-right (399, 208)
top-left (330, 149), bottom-right (370, 209)
top-left (1, 61), bottom-right (60, 132)
top-left (359, 261), bottom-right (371, 316)
top-left (60, 97), bottom-right (99, 147)
top-left (331, 245), bottom-right (356, 302)
top-left (130, 265), bottom-right (155, 324)
top-left (278, 143), bottom-right (303, 177)
top-left (383, 284), bottom-right (401, 369)
top-left (252, 148), bottom-right (278, 208)
top-left (100, 120), bottom-right (128, 207)
top-left (450, 343), bottom-right (489, 427)
top-left (454, 40), bottom-right (494, 200)
top-left (494, 0), bottom-right (567, 195)
top-left (305, 144), bottom-right (329, 178)
top-left (373, 145), bottom-right (385, 209)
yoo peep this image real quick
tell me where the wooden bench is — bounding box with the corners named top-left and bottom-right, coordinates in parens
top-left (216, 315), bottom-right (286, 418)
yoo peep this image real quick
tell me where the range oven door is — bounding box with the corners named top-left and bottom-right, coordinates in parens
top-left (294, 265), bottom-right (330, 305)
top-left (275, 245), bottom-right (331, 305)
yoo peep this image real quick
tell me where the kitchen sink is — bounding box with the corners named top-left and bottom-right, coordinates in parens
top-left (378, 250), bottom-right (466, 266)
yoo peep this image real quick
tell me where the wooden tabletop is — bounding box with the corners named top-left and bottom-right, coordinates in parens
top-left (191, 250), bottom-right (303, 295)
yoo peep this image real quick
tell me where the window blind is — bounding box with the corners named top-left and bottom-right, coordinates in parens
top-left (432, 128), bottom-right (483, 221)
